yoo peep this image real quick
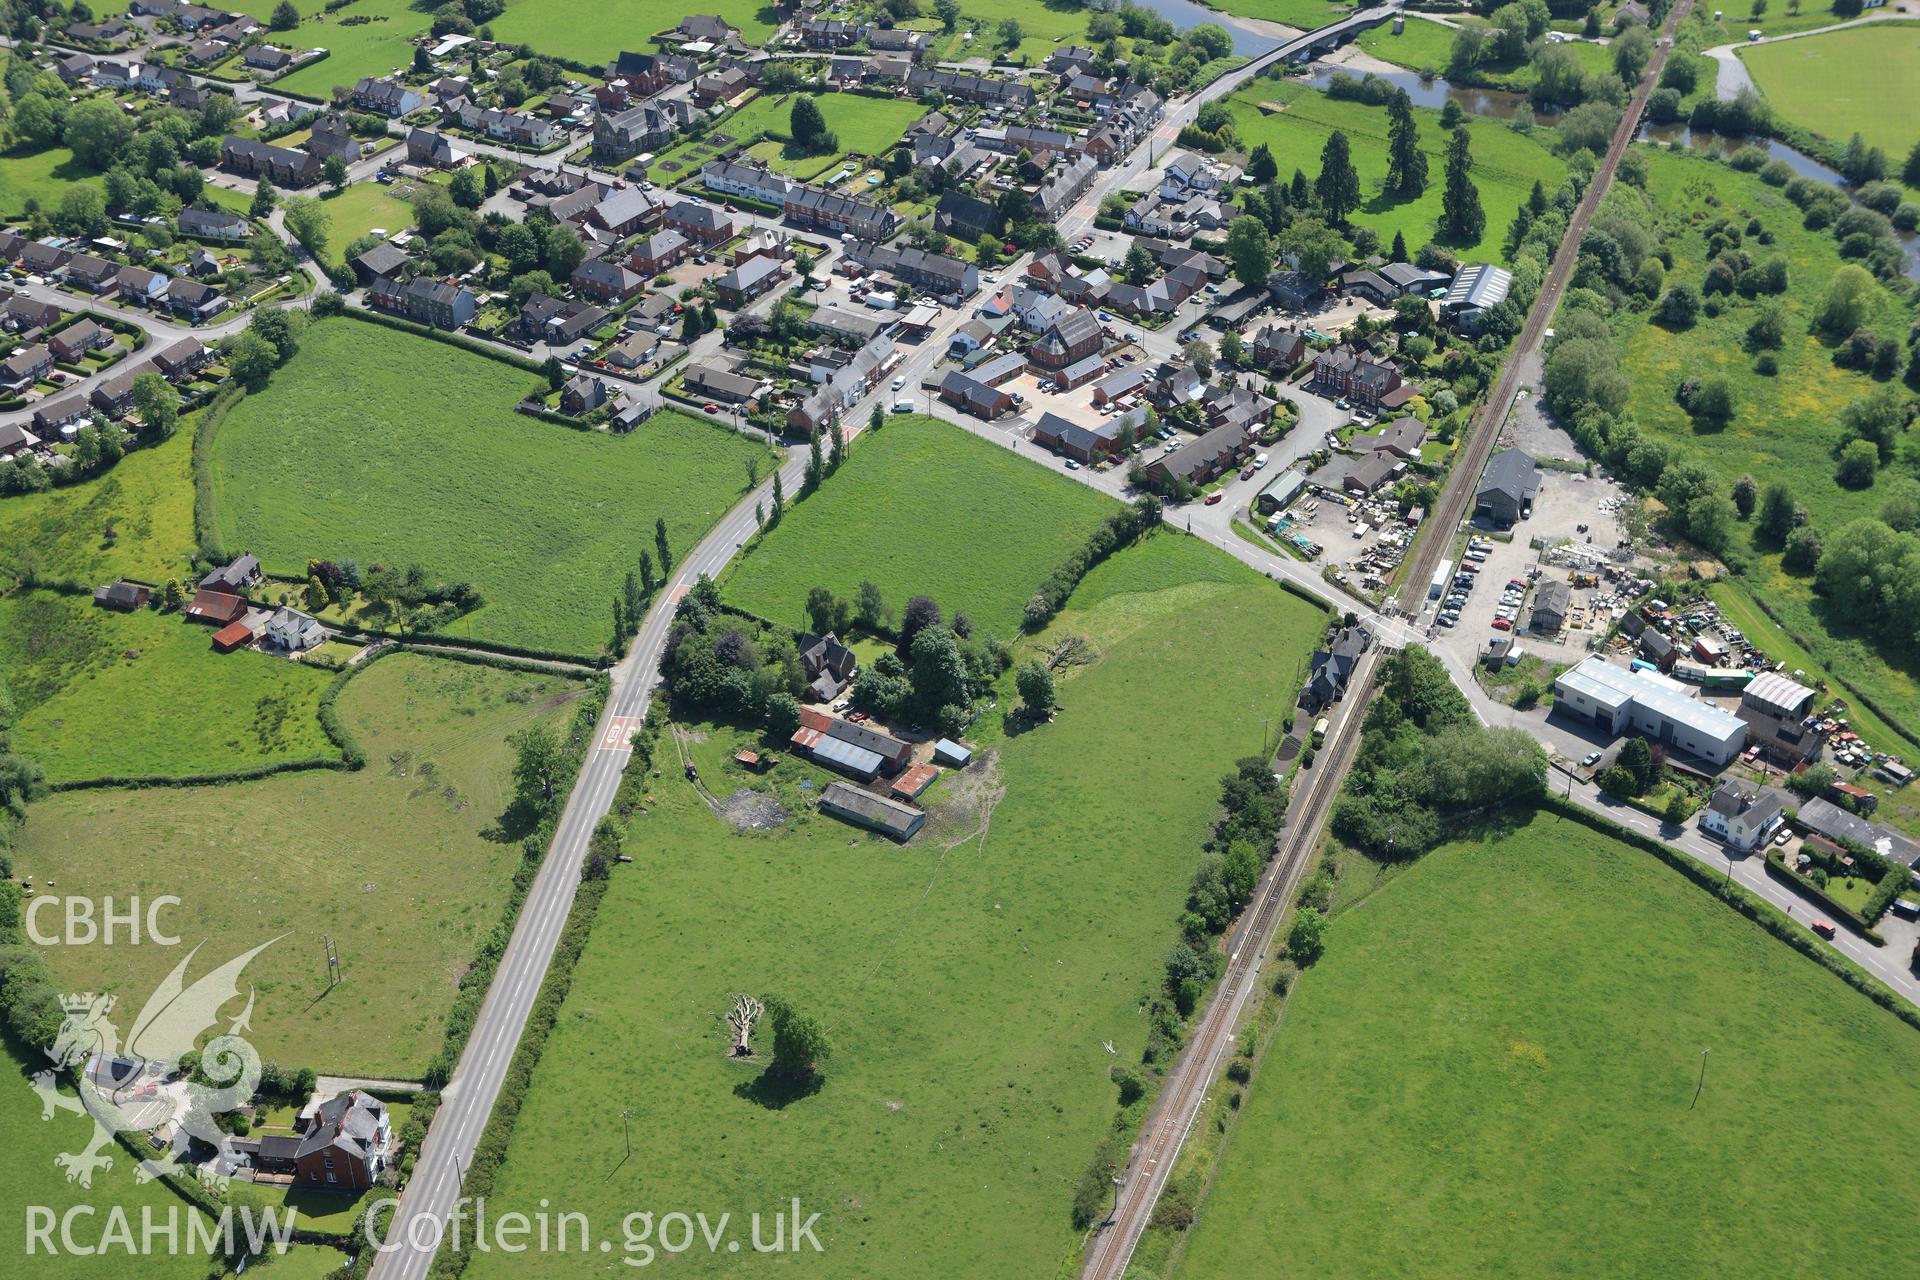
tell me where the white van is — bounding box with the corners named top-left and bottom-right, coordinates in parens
top-left (1254, 453), bottom-right (1270, 469)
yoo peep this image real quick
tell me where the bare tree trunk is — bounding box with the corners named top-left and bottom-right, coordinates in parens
top-left (726, 994), bottom-right (764, 1057)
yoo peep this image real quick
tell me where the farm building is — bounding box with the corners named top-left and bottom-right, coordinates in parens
top-left (92, 581), bottom-right (150, 611)
top-left (185, 588), bottom-right (248, 626)
top-left (817, 782), bottom-right (925, 841)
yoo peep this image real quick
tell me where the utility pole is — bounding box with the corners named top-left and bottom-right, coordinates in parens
top-left (321, 935), bottom-right (341, 989)
top-left (620, 1109), bottom-right (632, 1159)
top-left (1689, 1047), bottom-right (1710, 1111)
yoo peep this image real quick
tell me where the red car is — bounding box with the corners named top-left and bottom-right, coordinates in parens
top-left (1239, 465), bottom-right (1256, 480)
top-left (1491, 617), bottom-right (1512, 631)
top-left (1811, 918), bottom-right (1836, 939)
top-left (1204, 491), bottom-right (1223, 505)
top-left (703, 403), bottom-right (719, 414)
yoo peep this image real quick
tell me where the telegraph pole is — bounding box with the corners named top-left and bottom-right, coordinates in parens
top-left (321, 935), bottom-right (341, 989)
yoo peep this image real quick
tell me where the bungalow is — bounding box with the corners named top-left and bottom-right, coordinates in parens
top-left (938, 368), bottom-right (1013, 419)
top-left (714, 254), bottom-right (787, 308)
top-left (602, 329), bottom-right (661, 371)
top-left (571, 257), bottom-right (646, 304)
top-left (817, 782), bottom-right (924, 841)
top-left (93, 581), bottom-right (150, 611)
top-left (676, 14), bottom-right (738, 43)
top-left (971, 351), bottom-right (1027, 386)
top-left (1307, 450), bottom-right (1402, 497)
top-left (48, 318), bottom-right (110, 361)
top-left (1356, 416), bottom-right (1425, 461)
top-left (683, 362), bottom-right (765, 406)
top-left (351, 241), bottom-right (410, 284)
top-left (243, 44), bottom-right (292, 73)
top-left (1146, 420), bottom-right (1256, 487)
top-left (178, 206), bottom-right (250, 241)
top-left (1032, 411), bottom-right (1124, 463)
top-left (185, 587), bottom-right (248, 626)
top-left (352, 77), bottom-right (424, 117)
top-left (628, 229), bottom-right (688, 275)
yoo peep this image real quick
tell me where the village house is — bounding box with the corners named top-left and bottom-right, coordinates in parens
top-left (664, 201), bottom-right (735, 246)
top-left (799, 632), bottom-right (858, 702)
top-left (561, 373), bottom-right (613, 415)
top-left (90, 362), bottom-right (152, 418)
top-left (1312, 345), bottom-right (1404, 409)
top-left (351, 241), bottom-right (411, 284)
top-left (700, 159), bottom-right (795, 208)
top-left (352, 76), bottom-right (424, 117)
top-left (178, 206), bottom-right (251, 241)
top-left (48, 318), bottom-right (110, 361)
top-left (784, 186), bottom-right (902, 241)
top-left (1699, 781), bottom-right (1785, 852)
top-left (2, 344), bottom-right (55, 390)
top-left (1305, 625), bottom-right (1373, 708)
top-left (368, 275), bottom-right (477, 330)
top-left (684, 361), bottom-right (766, 406)
top-left (714, 254), bottom-right (787, 308)
top-left (1252, 324), bottom-right (1308, 371)
top-left (1028, 307), bottom-right (1103, 371)
top-left (1147, 420), bottom-right (1256, 488)
top-left (514, 294), bottom-right (607, 345)
top-left (628, 229), bottom-right (689, 276)
top-left (571, 257), bottom-right (646, 304)
top-left (220, 136), bottom-right (321, 186)
top-left (405, 127), bottom-right (465, 168)
top-left (32, 394), bottom-right (93, 435)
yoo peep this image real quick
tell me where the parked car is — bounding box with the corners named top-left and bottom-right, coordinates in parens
top-left (891, 375), bottom-right (906, 390)
top-left (1065, 458), bottom-right (1081, 470)
top-left (1582, 751), bottom-right (1602, 767)
top-left (1810, 918), bottom-right (1836, 940)
top-left (1204, 491), bottom-right (1222, 504)
top-left (1254, 453), bottom-right (1270, 469)
top-left (1239, 465), bottom-right (1256, 481)
top-left (1438, 613), bottom-right (1458, 628)
top-left (1491, 617), bottom-right (1512, 631)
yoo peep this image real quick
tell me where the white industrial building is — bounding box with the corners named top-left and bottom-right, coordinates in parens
top-left (1554, 656), bottom-right (1748, 769)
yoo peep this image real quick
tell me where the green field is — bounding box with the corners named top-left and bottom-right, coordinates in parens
top-left (0, 590), bottom-right (336, 784)
top-left (1739, 22), bottom-right (1920, 156)
top-left (1225, 80), bottom-right (1568, 265)
top-left (1204, 0), bottom-right (1348, 31)
top-left (1614, 148), bottom-right (1908, 534)
top-left (317, 176), bottom-right (443, 266)
top-left (1173, 811), bottom-right (1920, 1278)
top-left (0, 428), bottom-right (196, 585)
top-left (489, 0), bottom-right (778, 63)
top-left (254, 0), bottom-right (429, 100)
top-left (0, 145), bottom-right (103, 219)
top-left (647, 91), bottom-right (930, 185)
top-left (13, 652), bottom-right (582, 1075)
top-left (207, 318), bottom-right (774, 657)
top-left (1357, 14), bottom-right (1615, 87)
top-left (723, 416), bottom-right (1116, 635)
top-left (0, 1041), bottom-right (214, 1280)
top-left (470, 532), bottom-right (1326, 1279)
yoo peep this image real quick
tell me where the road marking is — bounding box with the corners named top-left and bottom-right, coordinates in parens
top-left (598, 715), bottom-right (646, 752)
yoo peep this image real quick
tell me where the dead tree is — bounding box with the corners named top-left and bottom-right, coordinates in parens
top-left (726, 993), bottom-right (764, 1057)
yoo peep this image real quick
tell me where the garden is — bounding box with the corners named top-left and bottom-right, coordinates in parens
top-left (205, 317), bottom-right (775, 658)
top-left (0, 588), bottom-right (336, 784)
top-left (467, 531), bottom-right (1327, 1279)
top-left (1222, 78), bottom-right (1569, 266)
top-left (1170, 809), bottom-right (1920, 1278)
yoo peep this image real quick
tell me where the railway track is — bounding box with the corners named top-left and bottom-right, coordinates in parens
top-left (1396, 0), bottom-right (1696, 617)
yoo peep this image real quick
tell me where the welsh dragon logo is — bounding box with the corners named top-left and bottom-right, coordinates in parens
top-left (31, 938), bottom-right (281, 1189)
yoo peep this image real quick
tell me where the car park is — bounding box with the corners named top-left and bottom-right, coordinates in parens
top-left (1438, 613), bottom-right (1458, 628)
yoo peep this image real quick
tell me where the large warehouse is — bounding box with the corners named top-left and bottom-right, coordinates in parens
top-left (1554, 656), bottom-right (1748, 769)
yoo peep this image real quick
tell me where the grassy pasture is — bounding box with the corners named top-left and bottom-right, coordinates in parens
top-left (0, 590), bottom-right (336, 784)
top-left (1357, 14), bottom-right (1615, 87)
top-left (254, 0), bottom-right (429, 101)
top-left (1224, 80), bottom-right (1568, 265)
top-left (207, 318), bottom-right (773, 657)
top-left (0, 145), bottom-right (103, 219)
top-left (0, 1042), bottom-right (213, 1280)
top-left (0, 427), bottom-right (196, 585)
top-left (1612, 148), bottom-right (1910, 534)
top-left (722, 416), bottom-right (1116, 634)
top-left (13, 652), bottom-right (583, 1075)
top-left (489, 0), bottom-right (779, 62)
top-left (1172, 811), bottom-right (1920, 1278)
top-left (1739, 22), bottom-right (1920, 157)
top-left (1200, 0), bottom-right (1347, 31)
top-left (469, 532), bottom-right (1327, 1279)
